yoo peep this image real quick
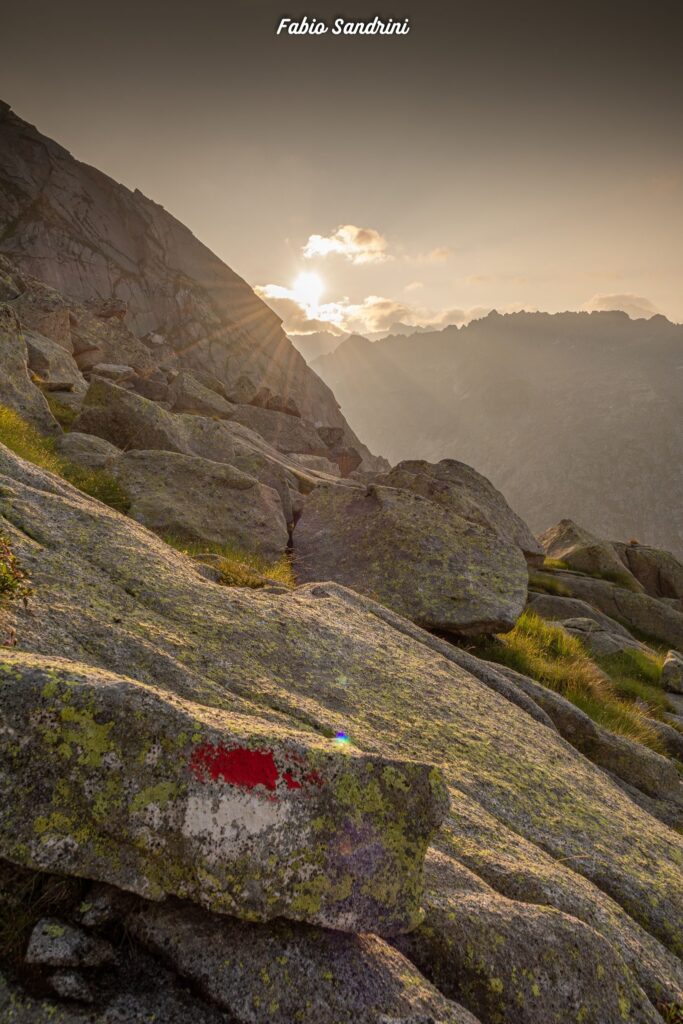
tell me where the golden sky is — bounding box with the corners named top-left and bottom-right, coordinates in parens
top-left (2, 0), bottom-right (682, 333)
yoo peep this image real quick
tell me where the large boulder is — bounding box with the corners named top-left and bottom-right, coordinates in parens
top-left (378, 459), bottom-right (544, 564)
top-left (614, 541), bottom-right (683, 599)
top-left (293, 482), bottom-right (529, 635)
top-left (127, 902), bottom-right (479, 1024)
top-left (1, 443), bottom-right (683, 1011)
top-left (0, 305), bottom-right (58, 433)
top-left (0, 650), bottom-right (446, 936)
top-left (539, 519), bottom-right (640, 589)
top-left (24, 330), bottom-right (87, 392)
top-left (109, 449), bottom-right (289, 557)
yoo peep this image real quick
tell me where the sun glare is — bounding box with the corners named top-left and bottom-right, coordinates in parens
top-left (292, 270), bottom-right (325, 309)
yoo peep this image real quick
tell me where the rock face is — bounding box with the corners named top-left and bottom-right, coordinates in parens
top-left (293, 482), bottom-right (529, 635)
top-left (0, 444), bottom-right (682, 1018)
top-left (312, 310), bottom-right (683, 558)
top-left (539, 518), bottom-right (640, 588)
top-left (168, 371), bottom-right (235, 419)
top-left (0, 649), bottom-right (446, 935)
top-left (378, 459), bottom-right (544, 563)
top-left (24, 330), bottom-right (87, 393)
top-left (108, 449), bottom-right (289, 556)
top-left (0, 103), bottom-right (380, 468)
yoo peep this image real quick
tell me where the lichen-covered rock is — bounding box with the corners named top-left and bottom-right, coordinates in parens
top-left (1, 443), bottom-right (682, 1009)
top-left (662, 650), bottom-right (683, 694)
top-left (288, 452), bottom-right (341, 477)
top-left (539, 519), bottom-right (640, 588)
top-left (293, 482), bottom-right (528, 635)
top-left (0, 306), bottom-right (58, 432)
top-left (0, 650), bottom-right (447, 935)
top-left (25, 919), bottom-right (115, 969)
top-left (127, 901), bottom-right (480, 1024)
top-left (169, 370), bottom-right (235, 418)
top-left (551, 572), bottom-right (683, 651)
top-left (108, 449), bottom-right (289, 557)
top-left (526, 593), bottom-right (639, 638)
top-left (396, 851), bottom-right (663, 1024)
top-left (378, 460), bottom-right (543, 564)
top-left (24, 331), bottom-right (87, 393)
top-left (613, 541), bottom-right (683, 600)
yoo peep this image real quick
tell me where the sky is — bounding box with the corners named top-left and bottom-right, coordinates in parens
top-left (2, 0), bottom-right (682, 334)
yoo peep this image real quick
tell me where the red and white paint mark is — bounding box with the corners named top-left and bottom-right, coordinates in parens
top-left (189, 743), bottom-right (324, 794)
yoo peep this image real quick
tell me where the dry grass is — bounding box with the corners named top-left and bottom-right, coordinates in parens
top-left (0, 534), bottom-right (31, 606)
top-left (477, 611), bottom-right (666, 754)
top-left (164, 536), bottom-right (295, 589)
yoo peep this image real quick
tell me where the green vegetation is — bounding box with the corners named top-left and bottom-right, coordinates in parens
top-left (658, 1004), bottom-right (683, 1024)
top-left (0, 535), bottom-right (31, 605)
top-left (164, 536), bottom-right (295, 589)
top-left (595, 648), bottom-right (671, 714)
top-left (45, 393), bottom-right (78, 429)
top-left (476, 611), bottom-right (666, 754)
top-left (528, 571), bottom-right (571, 597)
top-left (0, 404), bottom-right (129, 513)
top-left (542, 557), bottom-right (569, 571)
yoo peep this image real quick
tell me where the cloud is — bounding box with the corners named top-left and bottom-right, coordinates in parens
top-left (257, 281), bottom-right (488, 336)
top-left (404, 280), bottom-right (424, 292)
top-left (303, 224), bottom-right (390, 264)
top-left (418, 246), bottom-right (453, 264)
top-left (581, 293), bottom-right (660, 319)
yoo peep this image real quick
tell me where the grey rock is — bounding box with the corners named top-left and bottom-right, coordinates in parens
top-left (109, 449), bottom-right (289, 557)
top-left (378, 459), bottom-right (543, 563)
top-left (293, 482), bottom-right (529, 636)
top-left (90, 363), bottom-right (135, 382)
top-left (55, 432), bottom-right (122, 470)
top-left (24, 331), bottom-right (87, 393)
top-left (662, 650), bottom-right (683, 694)
top-left (168, 370), bottom-right (235, 418)
top-left (560, 616), bottom-right (645, 657)
top-left (25, 919), bottom-right (115, 969)
top-left (127, 900), bottom-right (479, 1024)
top-left (539, 519), bottom-right (640, 589)
top-left (48, 971), bottom-right (95, 1003)
top-left (526, 593), bottom-right (637, 638)
top-left (614, 541), bottom-right (683, 599)
top-left (229, 403), bottom-right (330, 455)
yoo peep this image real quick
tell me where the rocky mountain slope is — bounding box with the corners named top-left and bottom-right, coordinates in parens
top-left (0, 103), bottom-right (682, 1024)
top-left (312, 311), bottom-right (683, 557)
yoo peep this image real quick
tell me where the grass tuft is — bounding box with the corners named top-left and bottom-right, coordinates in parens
top-left (476, 611), bottom-right (666, 754)
top-left (0, 535), bottom-right (31, 606)
top-left (164, 536), bottom-right (295, 589)
top-left (0, 404), bottom-right (129, 514)
top-left (542, 557), bottom-right (569, 571)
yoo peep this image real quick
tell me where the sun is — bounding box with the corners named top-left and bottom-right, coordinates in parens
top-left (292, 271), bottom-right (325, 309)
